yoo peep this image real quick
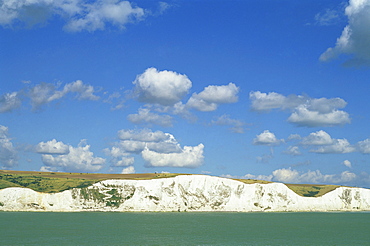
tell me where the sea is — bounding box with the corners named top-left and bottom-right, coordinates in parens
top-left (0, 211), bottom-right (369, 245)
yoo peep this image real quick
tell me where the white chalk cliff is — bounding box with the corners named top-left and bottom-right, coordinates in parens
top-left (1, 175), bottom-right (370, 212)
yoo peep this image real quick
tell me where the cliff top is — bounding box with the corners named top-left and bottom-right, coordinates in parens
top-left (0, 170), bottom-right (340, 197)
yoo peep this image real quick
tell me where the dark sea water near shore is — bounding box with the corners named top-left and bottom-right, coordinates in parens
top-left (1, 211), bottom-right (369, 245)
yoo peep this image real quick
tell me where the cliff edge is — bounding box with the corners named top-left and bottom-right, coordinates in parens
top-left (1, 175), bottom-right (370, 212)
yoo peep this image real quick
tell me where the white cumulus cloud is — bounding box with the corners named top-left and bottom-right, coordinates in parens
top-left (272, 168), bottom-right (300, 183)
top-left (230, 168), bottom-right (359, 185)
top-left (229, 169), bottom-right (370, 187)
top-left (187, 83), bottom-right (239, 112)
top-left (287, 134), bottom-right (301, 141)
top-left (0, 125), bottom-right (18, 168)
top-left (64, 0), bottom-right (145, 32)
top-left (320, 0), bottom-right (370, 66)
top-left (63, 80), bottom-right (100, 101)
top-left (108, 128), bottom-right (204, 168)
top-left (250, 91), bottom-right (350, 127)
top-left (117, 129), bottom-right (182, 154)
top-left (121, 166), bottom-right (135, 174)
top-left (307, 98), bottom-right (347, 113)
top-left (39, 140), bottom-right (105, 172)
top-left (300, 130), bottom-right (334, 145)
top-left (283, 146), bottom-right (302, 156)
top-left (240, 173), bottom-right (273, 181)
top-left (118, 128), bottom-right (170, 143)
top-left (249, 91), bottom-right (306, 111)
top-left (343, 159), bottom-right (352, 168)
top-left (0, 92), bottom-right (22, 113)
top-left (36, 139), bottom-right (70, 155)
top-left (357, 138), bottom-right (370, 153)
top-left (142, 143), bottom-right (204, 168)
top-left (299, 132), bottom-right (370, 154)
top-left (311, 139), bottom-right (356, 154)
top-left (272, 168), bottom-right (357, 185)
top-left (253, 130), bottom-right (282, 146)
top-left (300, 131), bottom-right (356, 154)
top-left (104, 146), bottom-right (134, 167)
top-left (29, 81), bottom-right (99, 110)
top-left (29, 82), bottom-right (66, 110)
top-left (0, 0), bottom-right (147, 32)
top-left (288, 104), bottom-right (350, 127)
top-left (133, 67), bottom-right (192, 106)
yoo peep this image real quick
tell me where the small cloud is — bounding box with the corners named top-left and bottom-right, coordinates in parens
top-left (187, 83), bottom-right (239, 112)
top-left (249, 91), bottom-right (306, 112)
top-left (63, 80), bottom-right (100, 101)
top-left (40, 166), bottom-right (54, 172)
top-left (343, 160), bottom-right (352, 168)
top-left (0, 92), bottom-right (22, 113)
top-left (288, 104), bottom-right (350, 127)
top-left (301, 130), bottom-right (334, 145)
top-left (272, 168), bottom-right (300, 183)
top-left (300, 132), bottom-right (369, 155)
top-left (103, 92), bottom-right (126, 110)
top-left (118, 128), bottom-right (169, 142)
top-left (288, 97), bottom-right (350, 127)
top-left (28, 81), bottom-right (100, 111)
top-left (142, 143), bottom-right (204, 168)
top-left (283, 146), bottom-right (302, 156)
top-left (121, 166), bottom-right (135, 174)
top-left (127, 107), bottom-right (173, 127)
top-left (210, 114), bottom-right (245, 133)
top-left (256, 153), bottom-right (273, 163)
top-left (314, 8), bottom-right (342, 26)
top-left (357, 138), bottom-right (370, 154)
top-left (287, 134), bottom-right (301, 141)
top-left (0, 125), bottom-right (18, 168)
top-left (158, 2), bottom-right (171, 15)
top-left (253, 130), bottom-right (282, 146)
top-left (172, 101), bottom-right (196, 122)
top-left (35, 139), bottom-right (70, 155)
top-left (133, 67), bottom-right (192, 106)
top-left (104, 146), bottom-right (135, 167)
top-left (241, 173), bottom-right (273, 181)
top-left (64, 1), bottom-right (145, 32)
top-left (310, 139), bottom-right (356, 154)
top-left (28, 82), bottom-right (65, 110)
top-left (291, 160), bottom-right (311, 168)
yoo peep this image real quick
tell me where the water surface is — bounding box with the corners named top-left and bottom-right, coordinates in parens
top-left (1, 212), bottom-right (369, 245)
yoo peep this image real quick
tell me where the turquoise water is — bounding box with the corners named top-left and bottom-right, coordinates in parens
top-left (1, 212), bottom-right (369, 245)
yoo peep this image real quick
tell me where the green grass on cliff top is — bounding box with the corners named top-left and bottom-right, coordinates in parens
top-left (0, 170), bottom-right (340, 197)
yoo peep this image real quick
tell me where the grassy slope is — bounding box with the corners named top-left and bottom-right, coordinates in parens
top-left (1, 170), bottom-right (340, 197)
top-left (0, 170), bottom-right (181, 193)
top-left (284, 183), bottom-right (340, 197)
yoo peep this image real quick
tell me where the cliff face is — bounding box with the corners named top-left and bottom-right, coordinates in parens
top-left (1, 175), bottom-right (370, 212)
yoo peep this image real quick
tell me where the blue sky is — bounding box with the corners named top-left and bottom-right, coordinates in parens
top-left (1, 0), bottom-right (370, 187)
